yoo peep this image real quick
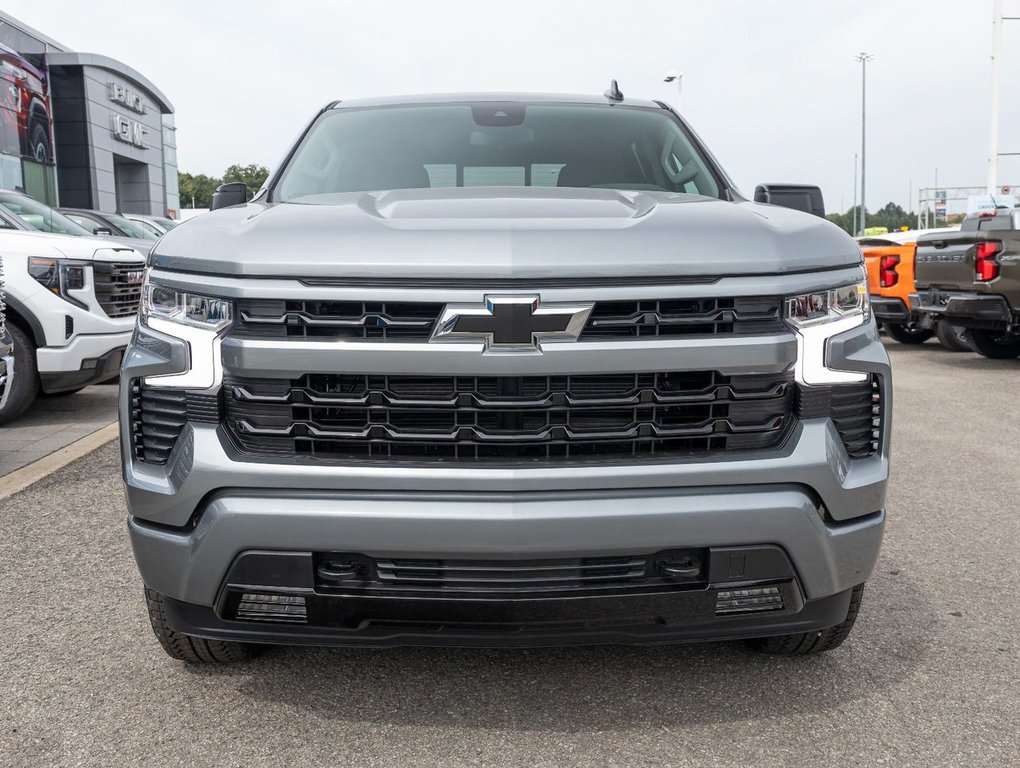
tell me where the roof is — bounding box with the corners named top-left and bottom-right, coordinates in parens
top-left (44, 51), bottom-right (173, 113)
top-left (332, 92), bottom-right (666, 110)
top-left (0, 9), bottom-right (69, 52)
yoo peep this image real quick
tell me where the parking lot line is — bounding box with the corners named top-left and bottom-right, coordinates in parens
top-left (0, 422), bottom-right (118, 501)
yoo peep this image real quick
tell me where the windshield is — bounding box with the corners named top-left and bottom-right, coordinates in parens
top-left (276, 103), bottom-right (722, 201)
top-left (129, 218), bottom-right (166, 237)
top-left (101, 212), bottom-right (158, 240)
top-left (0, 191), bottom-right (91, 236)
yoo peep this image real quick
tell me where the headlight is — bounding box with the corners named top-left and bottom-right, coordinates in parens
top-left (785, 280), bottom-right (869, 328)
top-left (28, 257), bottom-right (88, 308)
top-left (785, 275), bottom-right (870, 385)
top-left (141, 278), bottom-right (232, 331)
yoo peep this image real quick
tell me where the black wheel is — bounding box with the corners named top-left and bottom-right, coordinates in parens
top-left (964, 328), bottom-right (1020, 359)
top-left (883, 322), bottom-right (934, 344)
top-left (747, 584), bottom-right (865, 655)
top-left (145, 588), bottom-right (261, 663)
top-left (28, 120), bottom-right (50, 163)
top-left (0, 323), bottom-right (40, 425)
top-left (935, 321), bottom-right (972, 352)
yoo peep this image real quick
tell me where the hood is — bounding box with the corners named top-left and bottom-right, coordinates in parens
top-left (0, 230), bottom-right (145, 262)
top-left (152, 188), bottom-right (861, 280)
top-left (98, 234), bottom-right (155, 256)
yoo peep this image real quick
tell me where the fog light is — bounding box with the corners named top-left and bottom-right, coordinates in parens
top-left (715, 585), bottom-right (784, 615)
top-left (236, 592), bottom-right (308, 623)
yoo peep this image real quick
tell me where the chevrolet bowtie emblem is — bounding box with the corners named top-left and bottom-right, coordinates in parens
top-left (431, 295), bottom-right (594, 350)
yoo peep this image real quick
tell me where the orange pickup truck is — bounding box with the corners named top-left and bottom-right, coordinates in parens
top-left (858, 228), bottom-right (969, 350)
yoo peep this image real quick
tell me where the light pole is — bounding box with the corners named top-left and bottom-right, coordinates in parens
top-left (663, 70), bottom-right (684, 111)
top-left (852, 153), bottom-right (858, 235)
top-left (989, 0), bottom-right (1002, 193)
top-left (855, 52), bottom-right (874, 232)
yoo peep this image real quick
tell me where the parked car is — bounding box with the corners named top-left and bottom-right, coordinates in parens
top-left (859, 227), bottom-right (969, 350)
top-left (0, 229), bottom-right (144, 423)
top-left (122, 213), bottom-right (178, 236)
top-left (912, 208), bottom-right (1020, 358)
top-left (123, 90), bottom-right (889, 663)
top-left (0, 189), bottom-right (153, 254)
top-left (0, 262), bottom-right (13, 414)
top-left (57, 208), bottom-right (158, 244)
top-left (0, 327), bottom-right (12, 413)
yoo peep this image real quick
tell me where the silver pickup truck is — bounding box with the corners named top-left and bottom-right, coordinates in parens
top-left (122, 91), bottom-right (890, 663)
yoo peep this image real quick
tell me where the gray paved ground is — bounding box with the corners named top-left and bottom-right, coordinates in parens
top-left (0, 342), bottom-right (1018, 767)
top-left (0, 384), bottom-right (118, 477)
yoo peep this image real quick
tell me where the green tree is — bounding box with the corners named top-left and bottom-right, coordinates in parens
top-left (178, 172), bottom-right (221, 209)
top-left (826, 202), bottom-right (922, 236)
top-left (222, 164), bottom-right (270, 196)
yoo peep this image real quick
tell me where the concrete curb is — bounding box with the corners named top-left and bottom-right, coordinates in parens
top-left (0, 422), bottom-right (119, 501)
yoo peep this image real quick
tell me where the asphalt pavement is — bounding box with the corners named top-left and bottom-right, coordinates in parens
top-left (0, 384), bottom-right (118, 477)
top-left (0, 341), bottom-right (1017, 767)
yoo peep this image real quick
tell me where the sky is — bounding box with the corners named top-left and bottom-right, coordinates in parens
top-left (6, 0), bottom-right (1018, 215)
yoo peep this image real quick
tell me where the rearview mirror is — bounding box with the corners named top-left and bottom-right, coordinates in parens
top-left (94, 227), bottom-right (113, 236)
top-left (211, 182), bottom-right (248, 210)
top-left (754, 184), bottom-right (825, 218)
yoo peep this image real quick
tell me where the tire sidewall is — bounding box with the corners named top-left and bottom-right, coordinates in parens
top-left (884, 323), bottom-right (934, 344)
top-left (935, 322), bottom-right (972, 353)
top-left (0, 323), bottom-right (40, 424)
top-left (965, 329), bottom-right (1020, 359)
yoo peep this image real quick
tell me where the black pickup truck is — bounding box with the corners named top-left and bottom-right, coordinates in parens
top-left (911, 208), bottom-right (1020, 358)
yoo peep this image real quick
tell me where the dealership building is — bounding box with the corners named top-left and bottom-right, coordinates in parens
top-left (0, 10), bottom-right (179, 217)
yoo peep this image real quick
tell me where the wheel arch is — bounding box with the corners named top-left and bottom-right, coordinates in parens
top-left (1, 294), bottom-right (46, 346)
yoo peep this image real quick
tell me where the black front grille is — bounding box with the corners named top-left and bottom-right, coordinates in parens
top-left (313, 550), bottom-right (706, 598)
top-left (130, 382), bottom-right (221, 464)
top-left (93, 262), bottom-right (143, 318)
top-left (233, 300), bottom-right (441, 340)
top-left (223, 370), bottom-right (795, 462)
top-left (580, 297), bottom-right (784, 338)
top-left (231, 296), bottom-right (785, 341)
top-left (796, 375), bottom-right (881, 459)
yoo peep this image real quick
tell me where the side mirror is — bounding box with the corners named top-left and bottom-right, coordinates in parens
top-left (754, 184), bottom-right (825, 218)
top-left (94, 227), bottom-right (113, 236)
top-left (210, 182), bottom-right (248, 210)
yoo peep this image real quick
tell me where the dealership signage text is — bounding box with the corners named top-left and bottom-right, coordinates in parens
top-left (108, 82), bottom-right (146, 114)
top-left (111, 114), bottom-right (146, 148)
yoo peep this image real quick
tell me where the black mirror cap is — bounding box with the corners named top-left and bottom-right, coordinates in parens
top-left (754, 184), bottom-right (825, 218)
top-left (211, 182), bottom-right (249, 211)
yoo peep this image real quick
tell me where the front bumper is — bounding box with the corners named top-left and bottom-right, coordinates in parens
top-left (36, 329), bottom-right (132, 392)
top-left (870, 296), bottom-right (911, 323)
top-left (38, 344), bottom-right (126, 393)
top-left (131, 488), bottom-right (881, 647)
top-left (910, 290), bottom-right (1014, 330)
top-left (121, 280), bottom-right (890, 647)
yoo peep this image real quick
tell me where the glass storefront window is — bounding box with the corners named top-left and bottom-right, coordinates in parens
top-left (0, 154), bottom-right (24, 191)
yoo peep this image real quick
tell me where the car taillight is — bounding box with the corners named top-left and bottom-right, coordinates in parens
top-left (976, 241), bottom-right (1003, 282)
top-left (879, 254), bottom-right (900, 287)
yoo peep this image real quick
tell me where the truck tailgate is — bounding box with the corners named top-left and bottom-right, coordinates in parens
top-left (914, 234), bottom-right (982, 290)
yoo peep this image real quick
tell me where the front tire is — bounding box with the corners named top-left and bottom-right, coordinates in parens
top-left (935, 321), bottom-right (972, 352)
top-left (0, 323), bottom-right (40, 425)
top-left (883, 322), bottom-right (934, 345)
top-left (747, 584), bottom-right (865, 655)
top-left (145, 588), bottom-right (261, 663)
top-left (965, 329), bottom-right (1020, 359)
